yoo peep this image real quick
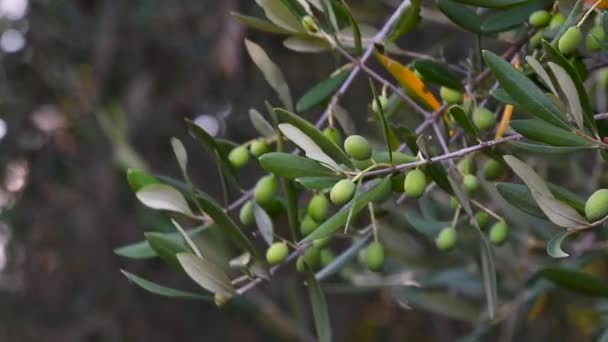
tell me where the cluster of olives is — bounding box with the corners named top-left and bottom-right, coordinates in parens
top-left (436, 214), bottom-right (509, 251)
top-left (439, 87), bottom-right (497, 131)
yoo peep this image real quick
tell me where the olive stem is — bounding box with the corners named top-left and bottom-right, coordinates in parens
top-left (451, 206), bottom-right (461, 228)
top-left (577, 0), bottom-right (605, 28)
top-left (368, 203), bottom-right (379, 242)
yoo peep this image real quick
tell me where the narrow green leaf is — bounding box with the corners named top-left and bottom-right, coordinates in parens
top-left (302, 177), bottom-right (391, 242)
top-left (449, 105), bottom-right (479, 139)
top-left (481, 0), bottom-right (553, 34)
top-left (136, 184), bottom-right (193, 216)
top-left (145, 232), bottom-right (188, 268)
top-left (548, 62), bottom-right (584, 130)
top-left (425, 163), bottom-right (452, 194)
top-left (253, 204), bottom-right (274, 245)
top-left (296, 176), bottom-right (341, 190)
top-left (509, 141), bottom-right (594, 154)
top-left (538, 267), bottom-right (608, 297)
top-left (525, 56), bottom-right (558, 96)
top-left (177, 253), bottom-right (236, 297)
top-left (546, 230), bottom-right (576, 258)
top-left (115, 227), bottom-right (205, 260)
top-left (278, 124), bottom-right (339, 169)
top-left (171, 137), bottom-right (188, 179)
top-left (260, 152), bottom-right (336, 179)
top-left (387, 0), bottom-right (422, 42)
top-left (479, 235), bottom-right (498, 319)
top-left (245, 39), bottom-right (294, 111)
top-left (231, 12), bottom-right (294, 34)
top-left (369, 79), bottom-right (393, 163)
top-left (334, 105), bottom-right (355, 135)
top-left (283, 36), bottom-right (331, 53)
top-left (297, 68), bottom-right (351, 111)
top-left (482, 50), bottom-right (570, 130)
top-left (320, 0), bottom-right (338, 33)
top-left (437, 0), bottom-right (483, 34)
top-left (490, 87), bottom-right (518, 105)
top-left (305, 267), bottom-right (332, 342)
top-left (255, 0), bottom-right (303, 32)
top-left (275, 108), bottom-right (354, 168)
top-left (335, 1), bottom-right (362, 54)
top-left (127, 168), bottom-right (159, 192)
top-left (249, 109), bottom-right (275, 138)
top-left (412, 59), bottom-right (462, 90)
top-left (496, 182), bottom-right (546, 218)
top-left (452, 0), bottom-right (528, 7)
top-left (509, 120), bottom-right (594, 147)
top-left (405, 212), bottom-right (448, 236)
top-left (121, 270), bottom-right (211, 300)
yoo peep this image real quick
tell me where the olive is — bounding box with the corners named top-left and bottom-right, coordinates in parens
top-left (489, 221), bottom-right (509, 245)
top-left (435, 226), bottom-right (457, 251)
top-left (239, 201), bottom-right (254, 226)
top-left (308, 193), bottom-right (330, 222)
top-left (450, 196), bottom-right (461, 209)
top-left (250, 140), bottom-right (270, 157)
top-left (483, 159), bottom-right (503, 181)
top-left (457, 158), bottom-right (477, 175)
top-left (474, 211), bottom-right (490, 228)
top-left (463, 174), bottom-right (480, 194)
top-left (301, 15), bottom-right (318, 33)
top-left (586, 25), bottom-right (606, 52)
top-left (266, 242), bottom-right (288, 265)
top-left (585, 189), bottom-right (608, 221)
top-left (529, 10), bottom-right (551, 28)
top-left (403, 169), bottom-right (427, 198)
top-left (472, 107), bottom-right (496, 131)
top-left (530, 30), bottom-right (544, 49)
top-left (313, 236), bottom-right (331, 248)
top-left (300, 215), bottom-right (319, 236)
top-left (558, 26), bottom-right (583, 55)
top-left (344, 135), bottom-right (372, 160)
top-left (296, 247), bottom-right (321, 271)
top-left (228, 146), bottom-right (250, 168)
top-left (440, 86), bottom-right (463, 105)
top-left (320, 248), bottom-right (335, 267)
top-left (254, 175), bottom-right (278, 205)
top-left (364, 241), bottom-right (385, 272)
top-left (323, 127), bottom-right (342, 146)
top-left (549, 13), bottom-right (566, 30)
top-left (330, 179), bottom-right (356, 205)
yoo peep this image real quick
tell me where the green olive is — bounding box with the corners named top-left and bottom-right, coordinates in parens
top-left (585, 189), bottom-right (608, 221)
top-left (228, 146), bottom-right (250, 168)
top-left (266, 242), bottom-right (288, 265)
top-left (483, 159), bottom-right (503, 181)
top-left (214, 293), bottom-right (231, 307)
top-left (440, 86), bottom-right (463, 105)
top-left (308, 193), bottom-right (330, 222)
top-left (372, 94), bottom-right (389, 113)
top-left (364, 241), bottom-right (385, 272)
top-left (530, 30), bottom-right (544, 49)
top-left (254, 175), bottom-right (278, 205)
top-left (463, 174), bottom-right (480, 194)
top-left (489, 221), bottom-right (509, 245)
top-left (239, 201), bottom-right (254, 226)
top-left (599, 68), bottom-right (608, 87)
top-left (320, 248), bottom-right (335, 267)
top-left (323, 127), bottom-right (342, 146)
top-left (435, 226), bottom-right (457, 251)
top-left (529, 10), bottom-right (551, 28)
top-left (300, 215), bottom-right (319, 236)
top-left (313, 236), bottom-right (331, 248)
top-left (472, 107), bottom-right (496, 131)
top-left (403, 169), bottom-right (427, 198)
top-left (296, 247), bottom-right (321, 272)
top-left (457, 158), bottom-right (477, 175)
top-left (330, 179), bottom-right (356, 205)
top-left (450, 196), bottom-right (461, 209)
top-left (344, 135), bottom-right (372, 160)
top-left (549, 13), bottom-right (566, 30)
top-left (586, 25), bottom-right (606, 52)
top-left (301, 15), bottom-right (318, 33)
top-left (250, 139), bottom-right (270, 157)
top-left (558, 26), bottom-right (583, 55)
top-left (474, 211), bottom-right (490, 228)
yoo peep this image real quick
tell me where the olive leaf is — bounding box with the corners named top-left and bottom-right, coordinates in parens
top-left (279, 123), bottom-right (340, 169)
top-left (548, 62), bottom-right (584, 131)
top-left (127, 168), bottom-right (159, 192)
top-left (231, 13), bottom-right (294, 35)
top-left (249, 108), bottom-right (275, 138)
top-left (259, 152), bottom-right (337, 179)
top-left (297, 68), bottom-right (351, 111)
top-left (305, 267), bottom-right (332, 342)
top-left (546, 230), bottom-right (577, 258)
top-left (177, 253), bottom-right (236, 297)
top-left (121, 270), bottom-right (211, 301)
top-left (525, 56), bottom-right (558, 96)
top-left (283, 36), bottom-right (331, 53)
top-left (480, 0), bottom-right (553, 34)
top-left (437, 0), bottom-right (483, 34)
top-left (253, 204), bottom-right (274, 245)
top-left (452, 0), bottom-right (528, 8)
top-left (255, 0), bottom-right (303, 32)
top-left (145, 232), bottom-right (189, 268)
top-left (136, 184), bottom-right (193, 217)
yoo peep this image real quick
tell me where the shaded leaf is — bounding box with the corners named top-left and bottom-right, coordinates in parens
top-left (115, 227), bottom-right (205, 260)
top-left (127, 168), bottom-right (159, 192)
top-left (259, 152), bottom-right (337, 178)
top-left (249, 109), bottom-right (275, 138)
top-left (388, 0), bottom-right (422, 42)
top-left (496, 182), bottom-right (546, 218)
top-left (333, 105), bottom-right (356, 135)
top-left (177, 253), bottom-right (236, 297)
top-left (413, 60), bottom-right (463, 90)
top-left (253, 204), bottom-right (274, 245)
top-left (537, 267), bottom-right (608, 298)
top-left (509, 141), bottom-right (594, 154)
top-left (145, 232), bottom-right (188, 268)
top-left (279, 123), bottom-right (339, 169)
top-left (452, 0), bottom-right (528, 7)
top-left (171, 137), bottom-right (188, 178)
top-left (509, 120), bottom-right (594, 147)
top-left (297, 68), bottom-right (351, 111)
top-left (525, 56), bottom-right (558, 96)
top-left (305, 268), bottom-right (332, 342)
top-left (121, 270), bottom-right (211, 300)
top-left (401, 288), bottom-right (480, 322)
top-left (296, 176), bottom-right (341, 190)
top-left (255, 0), bottom-right (303, 32)
top-left (437, 0), bottom-right (483, 34)
top-left (481, 0), bottom-right (553, 33)
top-left (232, 12), bottom-right (294, 34)
top-left (548, 62), bottom-right (584, 130)
top-left (283, 35), bottom-right (331, 53)
top-left (449, 105), bottom-right (479, 139)
top-left (405, 212), bottom-right (448, 236)
top-left (136, 184), bottom-right (193, 216)
top-left (546, 230), bottom-right (576, 258)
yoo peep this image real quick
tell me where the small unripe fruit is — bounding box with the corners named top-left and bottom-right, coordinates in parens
top-left (301, 15), bottom-right (318, 33)
top-left (463, 174), bottom-right (480, 194)
top-left (344, 135), bottom-right (372, 160)
top-left (483, 159), bottom-right (503, 180)
top-left (254, 175), bottom-right (278, 205)
top-left (529, 10), bottom-right (551, 28)
top-left (435, 226), bottom-right (457, 251)
top-left (320, 248), bottom-right (334, 267)
top-left (472, 107), bottom-right (496, 131)
top-left (300, 215), bottom-right (319, 236)
top-left (313, 236), bottom-right (331, 248)
top-left (266, 242), bottom-right (288, 265)
top-left (530, 30), bottom-right (544, 48)
top-left (474, 211), bottom-right (490, 228)
top-left (330, 179), bottom-right (356, 205)
top-left (440, 86), bottom-right (463, 105)
top-left (558, 27), bottom-right (583, 55)
top-left (323, 127), bottom-right (342, 146)
top-left (489, 221), bottom-right (509, 245)
top-left (239, 201), bottom-right (254, 226)
top-left (250, 140), bottom-right (270, 157)
top-left (214, 293), bottom-right (231, 307)
top-left (586, 25), bottom-right (606, 52)
top-left (450, 196), bottom-right (460, 209)
top-left (296, 247), bottom-right (321, 272)
top-left (585, 189), bottom-right (608, 221)
top-left (598, 68), bottom-right (608, 87)
top-left (457, 158), bottom-right (476, 175)
top-left (364, 241), bottom-right (385, 272)
top-left (549, 13), bottom-right (566, 30)
top-left (308, 193), bottom-right (330, 222)
top-left (404, 169), bottom-right (427, 198)
top-left (228, 146), bottom-right (249, 168)
top-left (371, 94), bottom-right (389, 113)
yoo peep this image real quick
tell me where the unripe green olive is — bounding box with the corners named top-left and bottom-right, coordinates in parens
top-left (239, 201), bottom-right (254, 226)
top-left (364, 241), bottom-right (385, 272)
top-left (296, 247), bottom-right (321, 272)
top-left (308, 193), bottom-right (330, 222)
top-left (472, 107), bottom-right (496, 131)
top-left (489, 221), bottom-right (509, 245)
top-left (585, 189), bottom-right (608, 221)
top-left (598, 68), bottom-right (608, 87)
top-left (313, 236), bottom-right (331, 248)
top-left (457, 158), bottom-right (477, 175)
top-left (440, 86), bottom-right (463, 105)
top-left (586, 25), bottom-right (606, 52)
top-left (404, 169), bottom-right (427, 198)
top-left (330, 179), bottom-right (356, 205)
top-left (254, 175), bottom-right (278, 205)
top-left (344, 135), bottom-right (372, 160)
top-left (435, 226), bottom-right (457, 251)
top-left (300, 215), bottom-right (319, 236)
top-left (301, 15), bottom-right (318, 33)
top-left (483, 159), bottom-right (503, 181)
top-left (391, 174), bottom-right (406, 193)
top-left (266, 242), bottom-right (288, 265)
top-left (228, 146), bottom-right (250, 168)
top-left (463, 174), bottom-right (480, 194)
top-left (474, 211), bottom-right (490, 228)
top-left (250, 139), bottom-right (270, 157)
top-left (529, 10), bottom-right (551, 28)
top-left (371, 94), bottom-right (389, 113)
top-left (450, 196), bottom-right (461, 209)
top-left (530, 30), bottom-right (544, 48)
top-left (214, 293), bottom-right (231, 307)
top-left (549, 13), bottom-right (566, 30)
top-left (558, 27), bottom-right (583, 55)
top-left (323, 127), bottom-right (342, 146)
top-left (320, 248), bottom-right (335, 267)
